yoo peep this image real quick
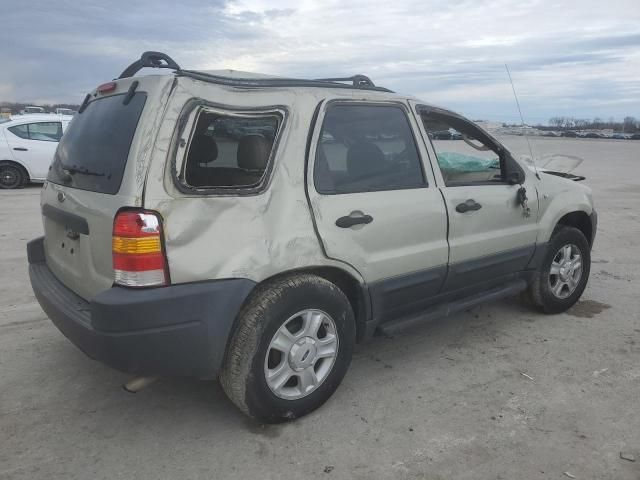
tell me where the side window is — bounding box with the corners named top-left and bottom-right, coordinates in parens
top-left (8, 124), bottom-right (29, 139)
top-left (8, 122), bottom-right (62, 141)
top-left (181, 111), bottom-right (280, 189)
top-left (314, 104), bottom-right (425, 194)
top-left (28, 122), bottom-right (63, 141)
top-left (421, 113), bottom-right (504, 186)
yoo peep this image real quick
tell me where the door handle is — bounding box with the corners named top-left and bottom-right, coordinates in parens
top-left (13, 147), bottom-right (28, 151)
top-left (336, 212), bottom-right (373, 228)
top-left (456, 199), bottom-right (482, 213)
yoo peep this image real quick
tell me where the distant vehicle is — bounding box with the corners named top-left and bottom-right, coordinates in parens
top-left (0, 114), bottom-right (73, 188)
top-left (55, 108), bottom-right (76, 116)
top-left (630, 133), bottom-right (640, 140)
top-left (611, 133), bottom-right (627, 140)
top-left (23, 106), bottom-right (46, 114)
top-left (561, 131), bottom-right (578, 138)
top-left (583, 133), bottom-right (601, 139)
top-left (543, 132), bottom-right (559, 137)
top-left (450, 131), bottom-right (463, 140)
top-left (432, 130), bottom-right (452, 140)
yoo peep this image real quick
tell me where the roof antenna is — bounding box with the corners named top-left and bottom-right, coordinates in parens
top-left (505, 64), bottom-right (540, 179)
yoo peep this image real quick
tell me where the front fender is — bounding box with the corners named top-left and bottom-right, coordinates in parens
top-left (536, 176), bottom-right (594, 243)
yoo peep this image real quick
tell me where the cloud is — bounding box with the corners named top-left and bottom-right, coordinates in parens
top-left (1, 0), bottom-right (639, 122)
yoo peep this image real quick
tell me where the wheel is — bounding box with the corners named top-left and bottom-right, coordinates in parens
top-left (526, 226), bottom-right (591, 314)
top-left (0, 163), bottom-right (24, 189)
top-left (220, 274), bottom-right (355, 423)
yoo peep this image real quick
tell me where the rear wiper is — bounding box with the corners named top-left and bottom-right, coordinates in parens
top-left (61, 165), bottom-right (105, 177)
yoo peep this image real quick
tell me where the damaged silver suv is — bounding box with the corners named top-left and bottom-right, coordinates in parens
top-left (28, 52), bottom-right (596, 422)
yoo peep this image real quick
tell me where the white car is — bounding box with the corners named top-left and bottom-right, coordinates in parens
top-left (0, 114), bottom-right (73, 188)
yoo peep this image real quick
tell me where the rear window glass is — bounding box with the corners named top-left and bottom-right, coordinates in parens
top-left (179, 111), bottom-right (280, 190)
top-left (48, 92), bottom-right (146, 194)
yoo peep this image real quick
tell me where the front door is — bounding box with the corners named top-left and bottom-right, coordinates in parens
top-left (308, 101), bottom-right (449, 321)
top-left (414, 105), bottom-right (539, 291)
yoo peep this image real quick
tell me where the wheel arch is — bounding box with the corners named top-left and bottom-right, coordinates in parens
top-left (554, 211), bottom-right (593, 246)
top-left (246, 266), bottom-right (372, 343)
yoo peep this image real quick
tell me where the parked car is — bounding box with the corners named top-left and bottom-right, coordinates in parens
top-left (431, 130), bottom-right (452, 140)
top-left (27, 52), bottom-right (596, 423)
top-left (55, 108), bottom-right (76, 116)
top-left (0, 114), bottom-right (73, 188)
top-left (561, 131), bottom-right (578, 138)
top-left (630, 133), bottom-right (640, 140)
top-left (583, 132), bottom-right (601, 139)
top-left (23, 106), bottom-right (46, 114)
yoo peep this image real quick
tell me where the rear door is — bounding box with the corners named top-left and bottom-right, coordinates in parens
top-left (41, 78), bottom-right (168, 300)
top-left (5, 121), bottom-right (62, 179)
top-left (308, 101), bottom-right (449, 321)
top-left (414, 104), bottom-right (539, 291)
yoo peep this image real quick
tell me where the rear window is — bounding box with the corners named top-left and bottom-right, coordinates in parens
top-left (48, 92), bottom-right (147, 194)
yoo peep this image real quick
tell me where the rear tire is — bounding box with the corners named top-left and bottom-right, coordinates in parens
top-left (220, 274), bottom-right (355, 423)
top-left (526, 226), bottom-right (590, 314)
top-left (0, 163), bottom-right (25, 189)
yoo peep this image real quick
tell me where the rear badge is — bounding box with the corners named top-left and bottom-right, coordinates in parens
top-left (57, 192), bottom-right (66, 203)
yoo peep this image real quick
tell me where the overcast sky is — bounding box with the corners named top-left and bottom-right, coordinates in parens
top-left (1, 0), bottom-right (639, 123)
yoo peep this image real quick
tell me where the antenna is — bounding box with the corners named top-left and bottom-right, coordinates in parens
top-left (505, 64), bottom-right (540, 179)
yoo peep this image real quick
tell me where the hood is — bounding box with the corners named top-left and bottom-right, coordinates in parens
top-left (521, 154), bottom-right (586, 181)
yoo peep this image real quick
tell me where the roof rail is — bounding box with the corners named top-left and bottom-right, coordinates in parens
top-left (118, 51), bottom-right (181, 79)
top-left (117, 51), bottom-right (391, 92)
top-left (314, 75), bottom-right (377, 88)
top-left (180, 70), bottom-right (392, 93)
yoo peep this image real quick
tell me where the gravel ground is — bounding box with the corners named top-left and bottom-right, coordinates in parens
top-left (1, 137), bottom-right (639, 479)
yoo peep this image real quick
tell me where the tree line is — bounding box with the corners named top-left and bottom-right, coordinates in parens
top-left (547, 116), bottom-right (639, 132)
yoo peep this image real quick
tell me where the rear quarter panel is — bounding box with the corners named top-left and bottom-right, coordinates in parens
top-left (143, 79), bottom-right (366, 285)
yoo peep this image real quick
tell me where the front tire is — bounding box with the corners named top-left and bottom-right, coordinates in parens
top-left (220, 274), bottom-right (355, 423)
top-left (526, 226), bottom-right (591, 313)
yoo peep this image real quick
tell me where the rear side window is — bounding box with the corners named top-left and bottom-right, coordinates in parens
top-left (314, 104), bottom-right (425, 194)
top-left (180, 111), bottom-right (280, 190)
top-left (8, 124), bottom-right (29, 139)
top-left (48, 93), bottom-right (146, 194)
top-left (8, 122), bottom-right (62, 141)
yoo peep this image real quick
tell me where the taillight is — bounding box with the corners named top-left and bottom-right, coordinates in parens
top-left (112, 210), bottom-right (169, 287)
top-left (97, 82), bottom-right (117, 94)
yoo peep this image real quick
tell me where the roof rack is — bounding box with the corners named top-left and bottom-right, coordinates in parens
top-left (180, 70), bottom-right (392, 93)
top-left (118, 52), bottom-right (391, 92)
top-left (119, 51), bottom-right (181, 79)
top-left (313, 75), bottom-right (377, 88)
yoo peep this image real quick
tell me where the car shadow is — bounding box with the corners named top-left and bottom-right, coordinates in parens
top-left (36, 294), bottom-right (542, 435)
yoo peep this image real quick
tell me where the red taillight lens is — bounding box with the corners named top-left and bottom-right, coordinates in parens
top-left (112, 210), bottom-right (169, 287)
top-left (97, 82), bottom-right (117, 94)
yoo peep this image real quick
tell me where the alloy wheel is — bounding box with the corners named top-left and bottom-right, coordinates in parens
top-left (264, 309), bottom-right (339, 400)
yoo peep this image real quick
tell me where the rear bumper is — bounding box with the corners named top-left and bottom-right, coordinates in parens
top-left (27, 237), bottom-right (255, 378)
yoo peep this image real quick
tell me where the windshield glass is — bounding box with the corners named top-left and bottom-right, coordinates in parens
top-left (48, 92), bottom-right (146, 194)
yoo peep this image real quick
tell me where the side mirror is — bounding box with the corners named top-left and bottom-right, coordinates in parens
top-left (507, 171), bottom-right (523, 185)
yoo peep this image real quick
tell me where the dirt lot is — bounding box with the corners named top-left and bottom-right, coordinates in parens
top-left (1, 137), bottom-right (639, 479)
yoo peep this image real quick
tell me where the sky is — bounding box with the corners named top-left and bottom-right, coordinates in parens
top-left (1, 0), bottom-right (639, 123)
